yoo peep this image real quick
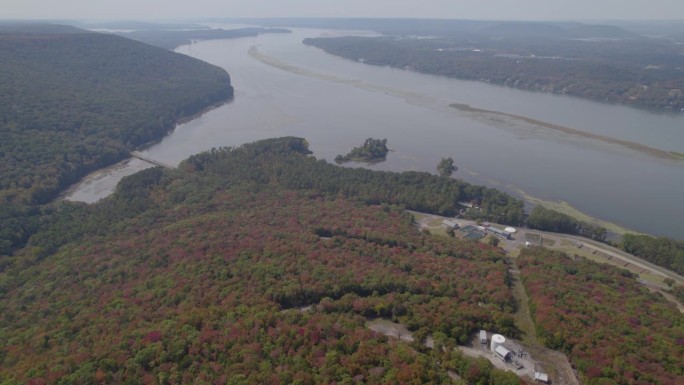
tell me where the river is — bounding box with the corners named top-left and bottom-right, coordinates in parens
top-left (63, 27), bottom-right (684, 239)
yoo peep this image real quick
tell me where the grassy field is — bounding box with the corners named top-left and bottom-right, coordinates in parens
top-left (509, 268), bottom-right (538, 345)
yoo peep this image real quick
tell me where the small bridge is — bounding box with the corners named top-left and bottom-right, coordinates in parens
top-left (130, 151), bottom-right (175, 169)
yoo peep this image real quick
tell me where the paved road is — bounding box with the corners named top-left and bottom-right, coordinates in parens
top-left (522, 229), bottom-right (684, 285)
top-left (412, 212), bottom-right (684, 286)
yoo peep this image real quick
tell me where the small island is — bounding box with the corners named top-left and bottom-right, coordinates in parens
top-left (437, 157), bottom-right (457, 177)
top-left (335, 138), bottom-right (389, 164)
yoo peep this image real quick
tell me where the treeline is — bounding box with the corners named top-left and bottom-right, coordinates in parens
top-left (182, 137), bottom-right (525, 224)
top-left (0, 142), bottom-right (520, 383)
top-left (519, 247), bottom-right (684, 385)
top-left (621, 234), bottom-right (684, 276)
top-left (120, 27), bottom-right (291, 50)
top-left (303, 36), bottom-right (684, 111)
top-left (0, 25), bottom-right (233, 254)
top-left (527, 205), bottom-right (607, 241)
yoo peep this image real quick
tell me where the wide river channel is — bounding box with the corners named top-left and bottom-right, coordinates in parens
top-left (64, 27), bottom-right (684, 239)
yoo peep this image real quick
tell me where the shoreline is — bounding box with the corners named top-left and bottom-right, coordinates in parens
top-left (514, 189), bottom-right (641, 237)
top-left (132, 99), bottom-right (232, 151)
top-left (58, 97), bottom-right (232, 204)
top-left (450, 103), bottom-right (681, 162)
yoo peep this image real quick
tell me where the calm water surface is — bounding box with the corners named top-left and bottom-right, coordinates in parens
top-left (65, 28), bottom-right (684, 238)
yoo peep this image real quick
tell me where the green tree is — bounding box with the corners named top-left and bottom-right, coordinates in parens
top-left (437, 157), bottom-right (457, 177)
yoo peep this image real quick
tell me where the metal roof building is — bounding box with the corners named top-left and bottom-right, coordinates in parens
top-left (495, 345), bottom-right (512, 361)
top-left (487, 226), bottom-right (511, 239)
top-left (442, 219), bottom-right (459, 229)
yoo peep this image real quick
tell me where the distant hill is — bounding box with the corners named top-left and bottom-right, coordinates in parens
top-left (0, 23), bottom-right (233, 254)
top-left (304, 33), bottom-right (684, 111)
top-left (236, 17), bottom-right (641, 39)
top-left (0, 22), bottom-right (82, 34)
top-left (483, 21), bottom-right (639, 39)
top-left (119, 27), bottom-right (291, 50)
top-left (72, 20), bottom-right (207, 31)
top-left (483, 22), bottom-right (569, 38)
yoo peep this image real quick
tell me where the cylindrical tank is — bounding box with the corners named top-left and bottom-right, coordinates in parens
top-left (491, 334), bottom-right (506, 353)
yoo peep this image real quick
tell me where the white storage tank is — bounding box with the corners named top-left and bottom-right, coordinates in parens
top-left (490, 334), bottom-right (506, 353)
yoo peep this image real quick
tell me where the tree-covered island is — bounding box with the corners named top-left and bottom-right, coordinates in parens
top-left (437, 157), bottom-right (457, 177)
top-left (335, 138), bottom-right (389, 164)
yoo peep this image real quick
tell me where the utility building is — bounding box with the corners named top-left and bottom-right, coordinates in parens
top-left (490, 334), bottom-right (506, 353)
top-left (495, 345), bottom-right (512, 361)
top-left (487, 226), bottom-right (511, 239)
top-left (534, 365), bottom-right (549, 383)
top-left (442, 219), bottom-right (459, 229)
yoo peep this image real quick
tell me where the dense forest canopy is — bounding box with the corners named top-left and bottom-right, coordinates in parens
top-left (0, 138), bottom-right (525, 384)
top-left (1, 137), bottom-right (681, 384)
top-left (0, 25), bottom-right (232, 204)
top-left (181, 138), bottom-right (524, 225)
top-left (519, 247), bottom-right (683, 385)
top-left (0, 24), bottom-right (233, 254)
top-left (0, 137), bottom-right (684, 385)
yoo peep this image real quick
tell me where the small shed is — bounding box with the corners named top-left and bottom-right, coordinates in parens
top-left (534, 372), bottom-right (549, 383)
top-left (495, 345), bottom-right (512, 361)
top-left (534, 364), bottom-right (549, 383)
top-left (479, 330), bottom-right (488, 344)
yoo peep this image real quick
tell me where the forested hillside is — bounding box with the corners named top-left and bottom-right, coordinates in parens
top-left (519, 248), bottom-right (684, 385)
top-left (2, 137), bottom-right (682, 383)
top-left (0, 138), bottom-right (523, 384)
top-left (304, 35), bottom-right (684, 111)
top-left (0, 25), bottom-right (233, 254)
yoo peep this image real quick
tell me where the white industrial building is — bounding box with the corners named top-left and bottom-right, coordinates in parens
top-left (490, 334), bottom-right (505, 352)
top-left (490, 334), bottom-right (511, 361)
top-left (479, 330), bottom-right (488, 345)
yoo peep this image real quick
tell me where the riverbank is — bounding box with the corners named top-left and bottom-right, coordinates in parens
top-left (59, 99), bottom-right (231, 204)
top-left (450, 103), bottom-right (682, 162)
top-left (513, 189), bottom-right (641, 237)
top-left (60, 31), bottom-right (684, 239)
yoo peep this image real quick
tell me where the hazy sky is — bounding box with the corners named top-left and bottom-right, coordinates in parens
top-left (2, 0), bottom-right (683, 21)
